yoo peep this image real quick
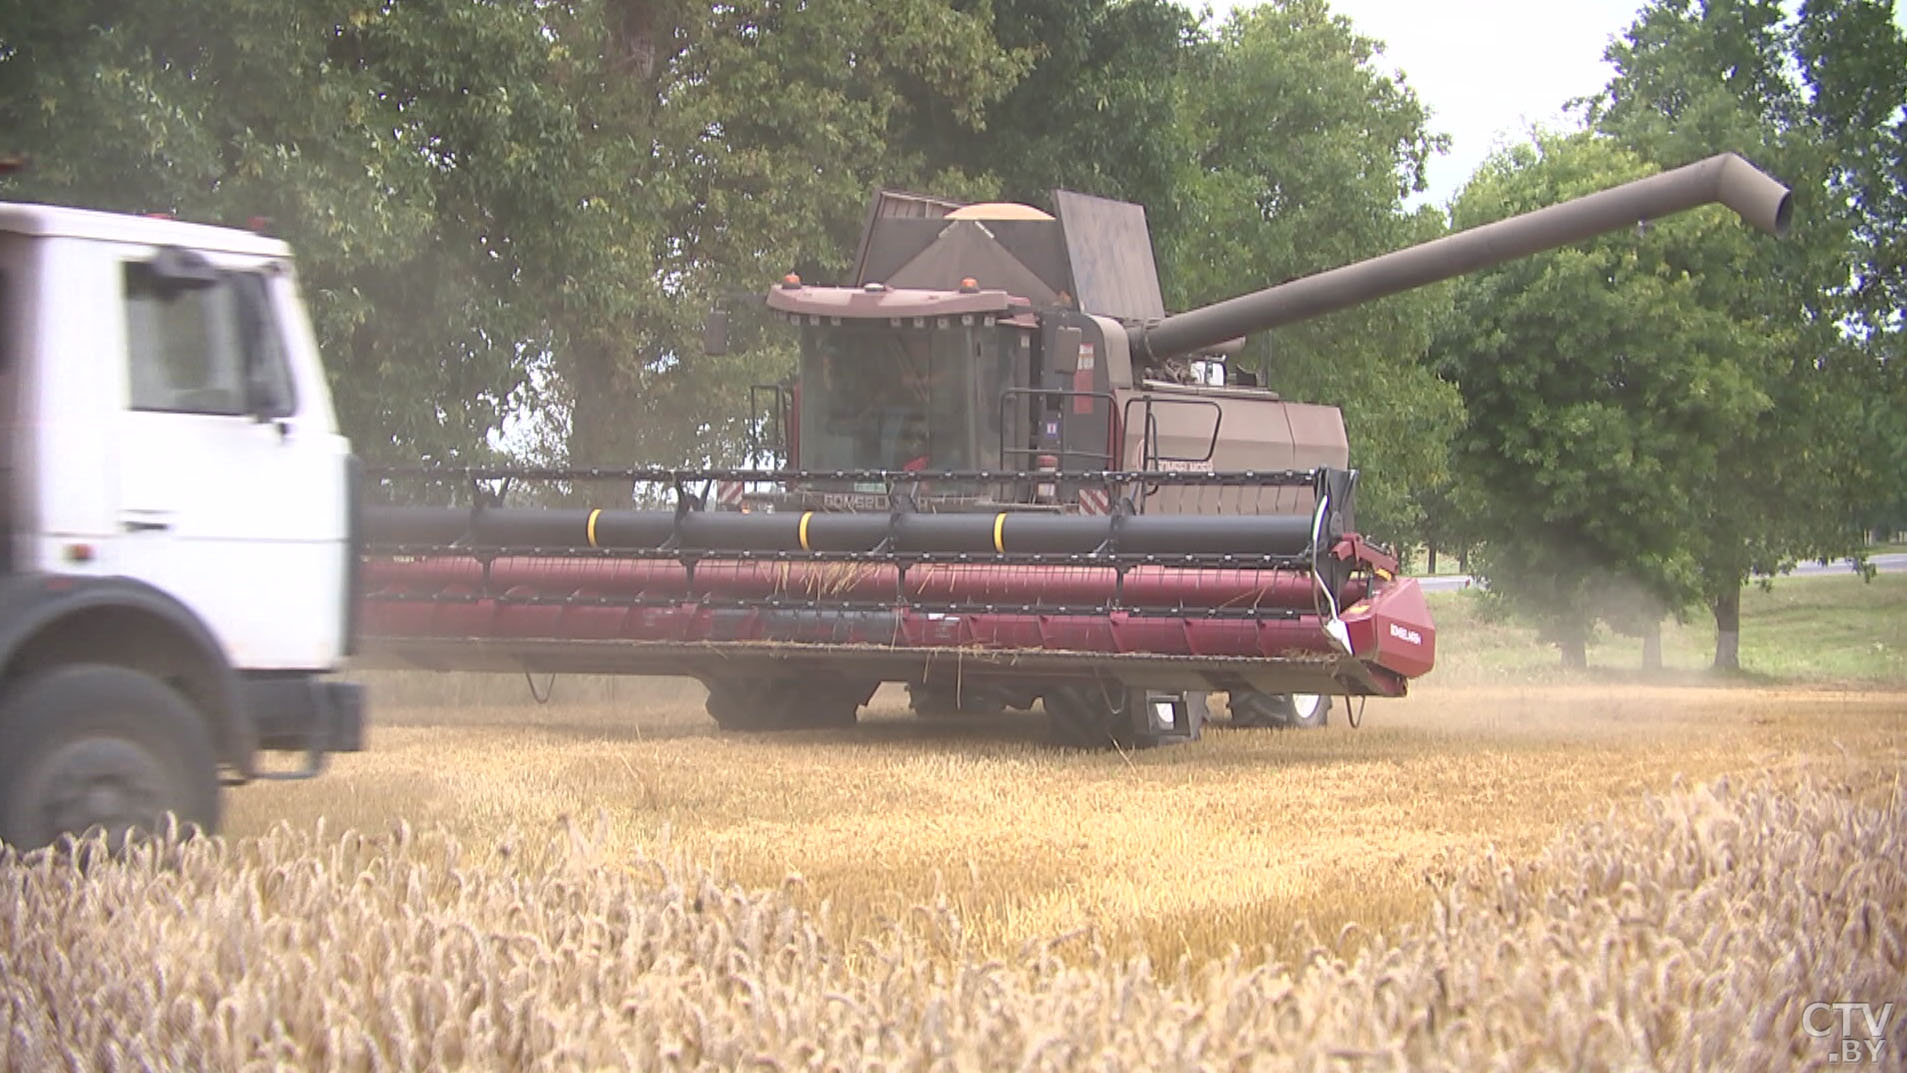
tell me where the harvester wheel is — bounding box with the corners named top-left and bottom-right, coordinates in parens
top-left (703, 678), bottom-right (778, 731)
top-left (1044, 684), bottom-right (1205, 750)
top-left (1228, 689), bottom-right (1331, 730)
top-left (906, 683), bottom-right (1006, 718)
top-left (703, 676), bottom-right (866, 732)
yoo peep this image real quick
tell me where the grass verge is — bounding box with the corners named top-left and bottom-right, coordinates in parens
top-left (1427, 571), bottom-right (1907, 683)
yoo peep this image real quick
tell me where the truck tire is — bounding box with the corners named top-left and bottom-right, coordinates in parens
top-left (0, 664), bottom-right (220, 851)
top-left (1228, 689), bottom-right (1331, 729)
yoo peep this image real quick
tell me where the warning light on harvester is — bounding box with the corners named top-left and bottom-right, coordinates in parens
top-left (1151, 698), bottom-right (1178, 731)
top-left (781, 273), bottom-right (801, 289)
top-left (958, 277), bottom-right (980, 293)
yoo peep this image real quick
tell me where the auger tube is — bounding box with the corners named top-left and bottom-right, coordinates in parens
top-left (364, 503), bottom-right (1326, 558)
top-left (1130, 152), bottom-right (1792, 362)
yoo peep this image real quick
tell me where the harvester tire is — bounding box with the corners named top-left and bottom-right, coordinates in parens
top-left (703, 678), bottom-right (776, 731)
top-left (906, 683), bottom-right (1006, 718)
top-left (1228, 689), bottom-right (1331, 730)
top-left (703, 676), bottom-right (865, 732)
top-left (1045, 684), bottom-right (1125, 748)
top-left (1045, 684), bottom-right (1204, 750)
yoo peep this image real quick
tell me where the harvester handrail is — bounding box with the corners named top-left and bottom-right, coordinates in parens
top-left (367, 464), bottom-right (1331, 487)
top-left (362, 542), bottom-right (1320, 569)
top-left (361, 586), bottom-right (1316, 621)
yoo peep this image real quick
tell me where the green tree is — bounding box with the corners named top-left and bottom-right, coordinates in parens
top-left (0, 0), bottom-right (518, 463)
top-left (1792, 0), bottom-right (1907, 545)
top-left (896, 0), bottom-right (1201, 228)
top-left (1434, 134), bottom-right (1779, 667)
top-left (0, 0), bottom-right (1026, 468)
top-left (1158, 0), bottom-right (1458, 547)
top-left (1583, 0), bottom-right (1899, 668)
top-left (544, 0), bottom-right (1028, 469)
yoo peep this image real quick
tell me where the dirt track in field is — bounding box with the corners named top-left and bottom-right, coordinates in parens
top-left (226, 677), bottom-right (1907, 965)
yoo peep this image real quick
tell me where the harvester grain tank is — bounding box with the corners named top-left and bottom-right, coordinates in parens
top-left (356, 153), bottom-right (1791, 747)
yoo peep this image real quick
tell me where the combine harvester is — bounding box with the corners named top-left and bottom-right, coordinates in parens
top-left (357, 154), bottom-right (1791, 748)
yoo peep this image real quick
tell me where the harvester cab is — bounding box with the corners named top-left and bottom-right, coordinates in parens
top-left (756, 189), bottom-right (1345, 518)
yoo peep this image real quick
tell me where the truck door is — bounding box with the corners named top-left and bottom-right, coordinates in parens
top-left (111, 251), bottom-right (350, 670)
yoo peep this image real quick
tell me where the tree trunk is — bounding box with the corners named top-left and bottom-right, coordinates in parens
top-left (607, 0), bottom-right (659, 79)
top-left (566, 339), bottom-right (623, 469)
top-left (1426, 545), bottom-right (1438, 574)
top-left (1556, 621), bottom-right (1588, 669)
top-left (1641, 619), bottom-right (1662, 670)
top-left (1711, 587), bottom-right (1742, 670)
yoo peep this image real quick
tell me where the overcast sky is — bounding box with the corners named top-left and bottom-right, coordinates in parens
top-left (1315, 0), bottom-right (1647, 205)
top-left (1219, 1), bottom-right (1907, 207)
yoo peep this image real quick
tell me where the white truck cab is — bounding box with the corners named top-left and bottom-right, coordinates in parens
top-left (0, 201), bottom-right (363, 850)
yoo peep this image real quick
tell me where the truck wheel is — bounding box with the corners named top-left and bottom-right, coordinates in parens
top-left (0, 664), bottom-right (220, 852)
top-left (704, 676), bottom-right (863, 732)
top-left (1228, 689), bottom-right (1331, 729)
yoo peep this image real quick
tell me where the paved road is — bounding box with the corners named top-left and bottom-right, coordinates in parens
top-left (1414, 552), bottom-right (1907, 593)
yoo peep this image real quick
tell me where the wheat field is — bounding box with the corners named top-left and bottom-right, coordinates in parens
top-left (226, 675), bottom-right (1907, 967)
top-left (5, 672), bottom-right (1906, 1069)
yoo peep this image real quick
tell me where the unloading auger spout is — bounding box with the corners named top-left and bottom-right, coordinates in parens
top-left (1130, 152), bottom-right (1793, 362)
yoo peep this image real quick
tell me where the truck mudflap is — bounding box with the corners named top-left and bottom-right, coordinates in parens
top-left (242, 675), bottom-right (366, 781)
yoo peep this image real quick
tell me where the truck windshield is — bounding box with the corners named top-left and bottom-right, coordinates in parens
top-left (798, 322), bottom-right (988, 472)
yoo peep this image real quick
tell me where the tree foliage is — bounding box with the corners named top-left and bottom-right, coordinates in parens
top-left (1434, 0), bottom-right (1903, 668)
top-left (0, 0), bottom-right (513, 461)
top-left (0, 0), bottom-right (1026, 466)
top-left (1434, 134), bottom-right (1781, 665)
top-left (546, 0), bottom-right (1029, 469)
top-left (1, 0), bottom-right (1468, 523)
top-left (1158, 0), bottom-right (1458, 547)
top-left (897, 0), bottom-right (1200, 227)
top-left (1585, 0), bottom-right (1902, 666)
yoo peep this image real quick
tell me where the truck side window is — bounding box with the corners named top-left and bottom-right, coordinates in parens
top-left (234, 273), bottom-right (296, 418)
top-left (125, 263), bottom-right (296, 418)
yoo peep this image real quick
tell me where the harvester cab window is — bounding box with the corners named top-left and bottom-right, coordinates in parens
top-left (800, 323), bottom-right (986, 472)
top-left (125, 262), bottom-right (295, 419)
